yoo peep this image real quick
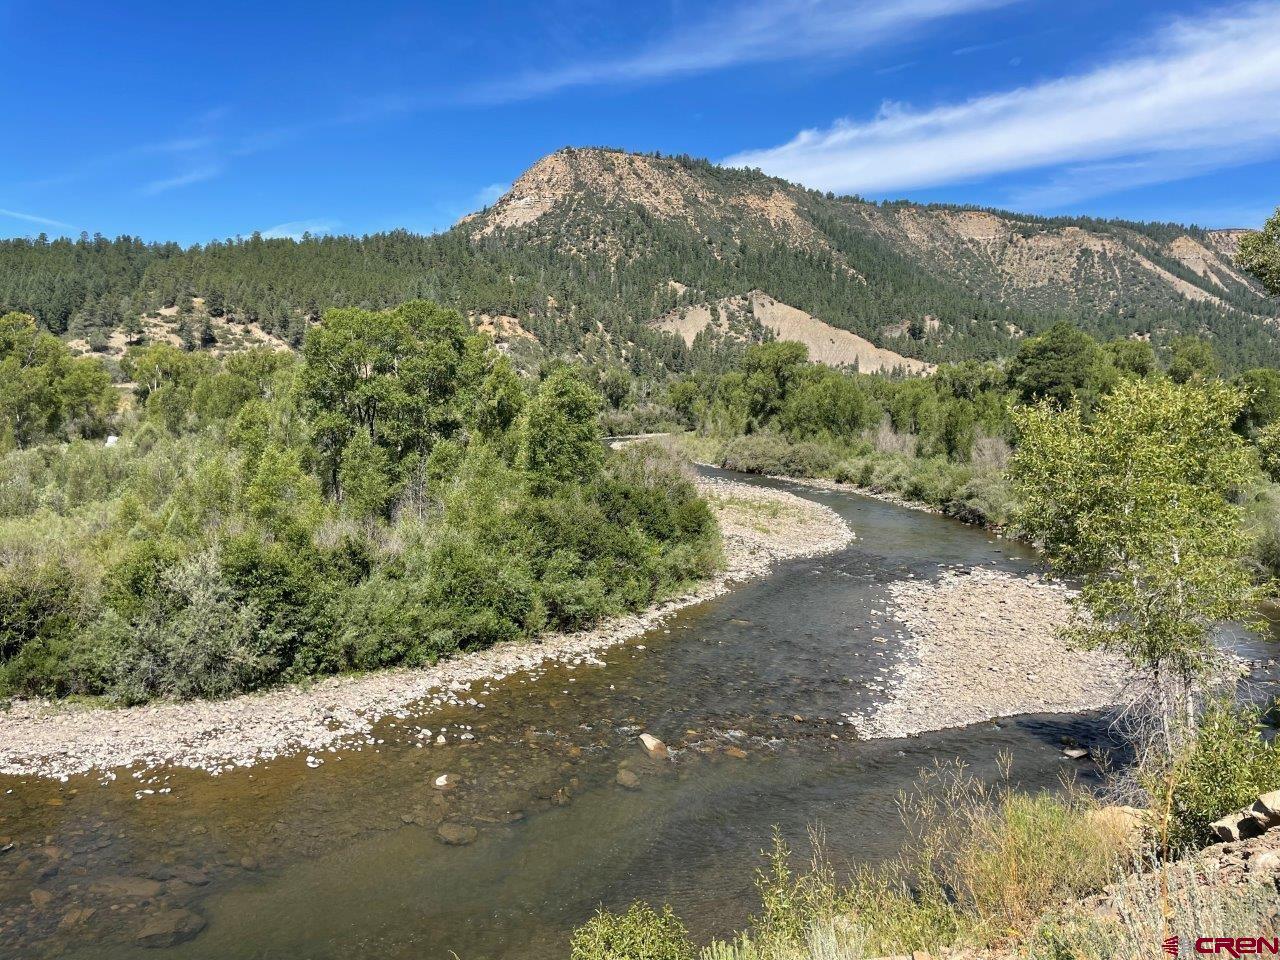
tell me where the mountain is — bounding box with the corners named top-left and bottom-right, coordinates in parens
top-left (1, 147), bottom-right (1276, 374)
top-left (653, 289), bottom-right (933, 375)
top-left (458, 147), bottom-right (1276, 368)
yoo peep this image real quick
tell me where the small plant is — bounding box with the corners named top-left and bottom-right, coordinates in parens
top-left (571, 902), bottom-right (695, 960)
top-left (1149, 700), bottom-right (1280, 850)
top-left (1029, 860), bottom-right (1279, 960)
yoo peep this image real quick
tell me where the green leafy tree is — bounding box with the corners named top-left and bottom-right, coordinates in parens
top-left (1007, 322), bottom-right (1104, 407)
top-left (1167, 335), bottom-right (1219, 384)
top-left (1103, 337), bottom-right (1157, 379)
top-left (338, 429), bottom-right (395, 520)
top-left (779, 369), bottom-right (876, 440)
top-left (520, 367), bottom-right (603, 486)
top-left (0, 311), bottom-right (116, 446)
top-left (598, 365), bottom-right (632, 410)
top-left (300, 300), bottom-right (477, 486)
top-left (1011, 377), bottom-right (1262, 754)
top-left (1254, 421), bottom-right (1280, 482)
top-left (740, 341), bottom-right (809, 427)
top-left (1234, 367), bottom-right (1280, 436)
top-left (471, 355), bottom-right (526, 442)
top-left (244, 445), bottom-right (324, 541)
top-left (1238, 206), bottom-right (1280, 296)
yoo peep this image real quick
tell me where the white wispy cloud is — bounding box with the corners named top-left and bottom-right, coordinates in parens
top-left (724, 2), bottom-right (1280, 206)
top-left (469, 0), bottom-right (1023, 102)
top-left (140, 164), bottom-right (223, 196)
top-left (474, 182), bottom-right (507, 207)
top-left (260, 218), bottom-right (341, 240)
top-left (0, 207), bottom-right (76, 230)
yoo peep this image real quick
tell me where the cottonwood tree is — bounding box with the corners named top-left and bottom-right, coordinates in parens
top-left (1011, 377), bottom-right (1263, 757)
top-left (519, 367), bottom-right (602, 487)
top-left (300, 300), bottom-right (479, 488)
top-left (1239, 206), bottom-right (1280, 296)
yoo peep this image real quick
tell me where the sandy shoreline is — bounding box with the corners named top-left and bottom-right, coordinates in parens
top-left (851, 567), bottom-right (1128, 739)
top-left (0, 476), bottom-right (854, 780)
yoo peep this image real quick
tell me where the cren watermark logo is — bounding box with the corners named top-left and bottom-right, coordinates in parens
top-left (1164, 936), bottom-right (1181, 956)
top-left (1188, 938), bottom-right (1280, 957)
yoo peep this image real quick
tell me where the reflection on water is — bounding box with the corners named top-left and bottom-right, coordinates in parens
top-left (0, 472), bottom-right (1260, 959)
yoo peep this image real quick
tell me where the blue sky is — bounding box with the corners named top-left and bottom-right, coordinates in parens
top-left (2, 0), bottom-right (1278, 243)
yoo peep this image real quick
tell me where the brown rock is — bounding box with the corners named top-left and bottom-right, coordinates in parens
top-left (1256, 789), bottom-right (1280, 818)
top-left (639, 733), bottom-right (667, 759)
top-left (58, 907), bottom-right (96, 930)
top-left (1210, 811), bottom-right (1265, 843)
top-left (135, 908), bottom-right (206, 948)
top-left (1250, 850), bottom-right (1280, 876)
top-left (29, 888), bottom-right (54, 908)
top-left (436, 822), bottom-right (478, 846)
top-left (90, 876), bottom-right (164, 900)
top-left (616, 769), bottom-right (641, 790)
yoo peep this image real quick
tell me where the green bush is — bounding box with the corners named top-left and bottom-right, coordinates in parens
top-left (0, 306), bottom-right (723, 705)
top-left (716, 433), bottom-right (838, 478)
top-left (1154, 702), bottom-right (1280, 849)
top-left (571, 902), bottom-right (694, 960)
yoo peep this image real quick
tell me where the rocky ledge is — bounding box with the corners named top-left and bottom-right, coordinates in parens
top-left (0, 477), bottom-right (853, 780)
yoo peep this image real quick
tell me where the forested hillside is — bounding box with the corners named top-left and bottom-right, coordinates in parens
top-left (1, 147), bottom-right (1277, 375)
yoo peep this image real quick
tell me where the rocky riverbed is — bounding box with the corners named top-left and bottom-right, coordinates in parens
top-left (852, 567), bottom-right (1128, 739)
top-left (0, 477), bottom-right (853, 780)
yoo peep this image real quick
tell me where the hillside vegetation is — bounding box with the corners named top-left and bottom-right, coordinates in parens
top-left (0, 303), bottom-right (719, 703)
top-left (2, 148), bottom-right (1277, 378)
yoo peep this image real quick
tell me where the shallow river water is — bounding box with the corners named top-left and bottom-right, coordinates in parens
top-left (0, 471), bottom-right (1204, 958)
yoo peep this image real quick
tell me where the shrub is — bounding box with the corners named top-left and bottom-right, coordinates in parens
top-left (571, 902), bottom-right (694, 960)
top-left (1029, 864), bottom-right (1278, 960)
top-left (1152, 701), bottom-right (1280, 849)
top-left (716, 433), bottom-right (792, 475)
top-left (105, 549), bottom-right (278, 704)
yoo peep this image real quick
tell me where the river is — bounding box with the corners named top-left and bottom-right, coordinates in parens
top-left (0, 470), bottom-right (1192, 958)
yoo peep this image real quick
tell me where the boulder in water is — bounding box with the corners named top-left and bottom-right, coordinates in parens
top-left (134, 908), bottom-right (206, 948)
top-left (437, 822), bottom-right (478, 846)
top-left (639, 734), bottom-right (667, 759)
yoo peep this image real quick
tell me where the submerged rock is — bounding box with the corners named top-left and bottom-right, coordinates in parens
top-left (436, 822), bottom-right (478, 846)
top-left (89, 876), bottom-right (164, 899)
top-left (134, 908), bottom-right (206, 948)
top-left (616, 769), bottom-right (641, 790)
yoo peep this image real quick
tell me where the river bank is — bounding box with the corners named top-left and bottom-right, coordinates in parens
top-left (853, 568), bottom-right (1128, 739)
top-left (0, 476), bottom-right (853, 780)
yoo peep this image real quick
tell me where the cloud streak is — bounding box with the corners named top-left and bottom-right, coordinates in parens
top-left (0, 207), bottom-right (76, 231)
top-left (724, 2), bottom-right (1280, 206)
top-left (261, 218), bottom-right (341, 240)
top-left (140, 165), bottom-right (223, 196)
top-left (469, 0), bottom-right (1023, 103)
